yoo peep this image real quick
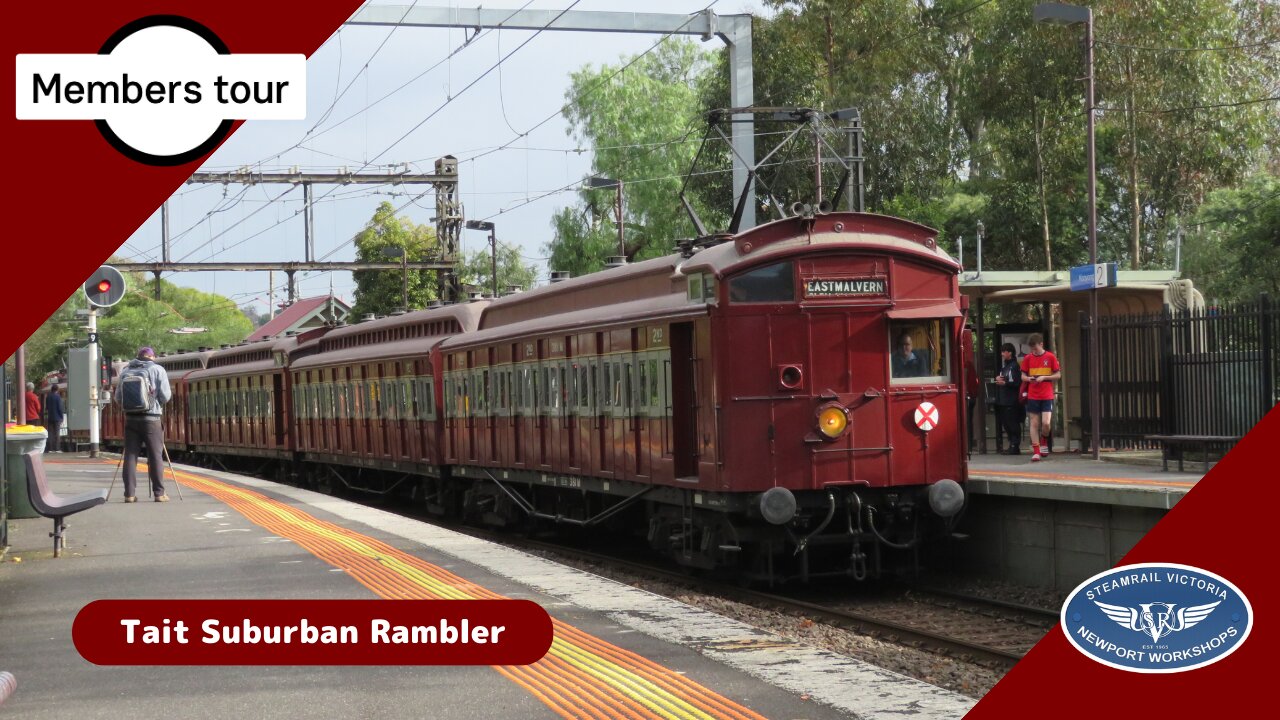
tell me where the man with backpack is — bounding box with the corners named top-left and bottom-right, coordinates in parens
top-left (115, 346), bottom-right (172, 502)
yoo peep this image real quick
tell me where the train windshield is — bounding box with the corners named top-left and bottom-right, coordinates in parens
top-left (728, 261), bottom-right (795, 303)
top-left (889, 319), bottom-right (951, 384)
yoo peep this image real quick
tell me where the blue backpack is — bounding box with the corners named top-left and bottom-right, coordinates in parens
top-left (119, 370), bottom-right (155, 414)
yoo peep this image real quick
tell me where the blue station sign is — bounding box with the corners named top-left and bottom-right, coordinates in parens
top-left (1070, 262), bottom-right (1118, 291)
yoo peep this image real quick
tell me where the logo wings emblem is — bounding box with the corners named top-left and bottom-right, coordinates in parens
top-left (1094, 600), bottom-right (1221, 643)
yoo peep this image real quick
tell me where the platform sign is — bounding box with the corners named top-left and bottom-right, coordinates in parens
top-left (1070, 262), bottom-right (1118, 291)
top-left (913, 402), bottom-right (939, 432)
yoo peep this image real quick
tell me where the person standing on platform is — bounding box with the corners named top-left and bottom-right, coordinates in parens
top-left (23, 382), bottom-right (40, 427)
top-left (993, 344), bottom-right (1023, 455)
top-left (1020, 333), bottom-right (1061, 462)
top-left (115, 347), bottom-right (172, 503)
top-left (44, 384), bottom-right (64, 453)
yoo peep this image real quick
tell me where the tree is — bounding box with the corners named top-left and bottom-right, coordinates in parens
top-left (96, 279), bottom-right (253, 363)
top-left (351, 202), bottom-right (440, 316)
top-left (1182, 174), bottom-right (1280, 303)
top-left (6, 257), bottom-right (254, 377)
top-left (459, 244), bottom-right (538, 297)
top-left (546, 40), bottom-right (723, 276)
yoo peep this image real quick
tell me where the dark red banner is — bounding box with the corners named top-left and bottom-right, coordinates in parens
top-left (73, 599), bottom-right (553, 665)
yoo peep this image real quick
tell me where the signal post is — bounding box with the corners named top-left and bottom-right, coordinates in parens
top-left (83, 266), bottom-right (125, 457)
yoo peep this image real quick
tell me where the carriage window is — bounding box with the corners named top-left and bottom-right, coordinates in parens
top-left (889, 320), bottom-right (952, 384)
top-left (728, 261), bottom-right (795, 303)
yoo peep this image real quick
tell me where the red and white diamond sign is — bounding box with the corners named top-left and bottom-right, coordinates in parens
top-left (913, 401), bottom-right (939, 432)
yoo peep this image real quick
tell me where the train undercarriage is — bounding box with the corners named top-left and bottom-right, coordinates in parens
top-left (159, 444), bottom-right (963, 585)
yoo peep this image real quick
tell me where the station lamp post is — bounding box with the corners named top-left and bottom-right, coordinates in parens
top-left (1034, 2), bottom-right (1102, 460)
top-left (587, 176), bottom-right (626, 261)
top-left (465, 220), bottom-right (498, 299)
top-left (382, 246), bottom-right (408, 311)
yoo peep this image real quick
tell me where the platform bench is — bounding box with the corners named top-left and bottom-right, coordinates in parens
top-left (23, 452), bottom-right (108, 557)
top-left (1143, 435), bottom-right (1240, 472)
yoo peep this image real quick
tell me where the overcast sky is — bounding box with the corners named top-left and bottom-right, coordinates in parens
top-left (119, 1), bottom-right (766, 315)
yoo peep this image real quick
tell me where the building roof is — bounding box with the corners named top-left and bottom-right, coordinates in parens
top-left (245, 295), bottom-right (349, 342)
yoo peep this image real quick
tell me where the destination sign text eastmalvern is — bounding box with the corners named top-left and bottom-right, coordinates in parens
top-left (804, 278), bottom-right (887, 297)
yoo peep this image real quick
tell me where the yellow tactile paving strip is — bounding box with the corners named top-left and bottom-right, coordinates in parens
top-left (95, 458), bottom-right (765, 720)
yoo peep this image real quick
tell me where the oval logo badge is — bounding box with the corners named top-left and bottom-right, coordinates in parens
top-left (1061, 563), bottom-right (1252, 673)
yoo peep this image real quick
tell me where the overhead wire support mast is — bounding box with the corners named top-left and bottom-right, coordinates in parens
top-left (344, 4), bottom-right (757, 229)
top-left (180, 165), bottom-right (462, 302)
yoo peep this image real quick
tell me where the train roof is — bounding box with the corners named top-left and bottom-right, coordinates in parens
top-left (186, 337), bottom-right (293, 381)
top-left (289, 302), bottom-right (487, 369)
top-left (678, 212), bottom-right (954, 276)
top-left (152, 349), bottom-right (216, 377)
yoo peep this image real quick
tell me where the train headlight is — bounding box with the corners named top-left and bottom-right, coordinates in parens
top-left (815, 403), bottom-right (849, 440)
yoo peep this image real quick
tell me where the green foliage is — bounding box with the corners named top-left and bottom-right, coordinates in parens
top-left (7, 257), bottom-right (253, 376)
top-left (351, 201), bottom-right (441, 315)
top-left (1182, 175), bottom-right (1280, 303)
top-left (96, 277), bottom-right (253, 363)
top-left (459, 243), bottom-right (538, 297)
top-left (546, 40), bottom-right (724, 274)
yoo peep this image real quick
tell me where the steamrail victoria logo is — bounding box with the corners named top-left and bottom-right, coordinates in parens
top-left (15, 15), bottom-right (305, 165)
top-left (1061, 563), bottom-right (1253, 673)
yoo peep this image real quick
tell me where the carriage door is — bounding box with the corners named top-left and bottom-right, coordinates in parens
top-left (273, 374), bottom-right (285, 447)
top-left (669, 322), bottom-right (698, 479)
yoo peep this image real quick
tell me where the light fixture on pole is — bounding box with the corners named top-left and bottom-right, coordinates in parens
top-left (382, 246), bottom-right (408, 311)
top-left (1034, 2), bottom-right (1101, 460)
top-left (587, 176), bottom-right (626, 263)
top-left (465, 220), bottom-right (498, 299)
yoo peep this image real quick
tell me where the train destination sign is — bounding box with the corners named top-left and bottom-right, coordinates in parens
top-left (804, 278), bottom-right (887, 297)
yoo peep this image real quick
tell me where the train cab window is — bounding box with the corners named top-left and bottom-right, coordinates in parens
top-left (888, 320), bottom-right (952, 384)
top-left (727, 261), bottom-right (795, 303)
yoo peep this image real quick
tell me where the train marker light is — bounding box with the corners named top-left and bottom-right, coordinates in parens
top-left (816, 403), bottom-right (849, 440)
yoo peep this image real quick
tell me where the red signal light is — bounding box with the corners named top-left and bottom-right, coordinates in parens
top-left (96, 280), bottom-right (112, 293)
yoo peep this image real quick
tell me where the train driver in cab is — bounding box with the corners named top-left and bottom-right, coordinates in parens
top-left (891, 330), bottom-right (926, 378)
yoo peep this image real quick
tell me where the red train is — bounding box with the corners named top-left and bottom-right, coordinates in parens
top-left (104, 212), bottom-right (969, 582)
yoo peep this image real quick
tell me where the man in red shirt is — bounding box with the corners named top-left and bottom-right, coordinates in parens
top-left (1020, 333), bottom-right (1060, 462)
top-left (23, 382), bottom-right (41, 425)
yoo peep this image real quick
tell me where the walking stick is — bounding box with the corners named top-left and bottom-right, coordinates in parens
top-left (162, 442), bottom-right (185, 501)
top-left (106, 453), bottom-right (123, 502)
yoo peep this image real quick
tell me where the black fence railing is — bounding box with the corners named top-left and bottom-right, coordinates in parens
top-left (1081, 295), bottom-right (1279, 451)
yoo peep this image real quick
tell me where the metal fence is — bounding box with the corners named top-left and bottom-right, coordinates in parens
top-left (1081, 296), bottom-right (1278, 450)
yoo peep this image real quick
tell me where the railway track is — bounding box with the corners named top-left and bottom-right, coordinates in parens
top-left (421, 521), bottom-right (1057, 671)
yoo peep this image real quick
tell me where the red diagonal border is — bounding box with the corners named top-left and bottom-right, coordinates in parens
top-left (966, 406), bottom-right (1279, 716)
top-left (0, 1), bottom-right (363, 360)
top-left (3, 2), bottom-right (1275, 715)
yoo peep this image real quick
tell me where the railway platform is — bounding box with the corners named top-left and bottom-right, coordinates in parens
top-left (956, 452), bottom-right (1203, 591)
top-left (0, 455), bottom-right (974, 720)
top-left (967, 451), bottom-right (1200, 510)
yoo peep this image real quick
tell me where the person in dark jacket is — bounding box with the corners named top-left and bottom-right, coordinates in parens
top-left (114, 347), bottom-right (172, 502)
top-left (993, 343), bottom-right (1023, 454)
top-left (44, 384), bottom-right (65, 453)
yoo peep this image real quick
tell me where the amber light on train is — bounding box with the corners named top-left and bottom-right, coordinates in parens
top-left (815, 403), bottom-right (849, 440)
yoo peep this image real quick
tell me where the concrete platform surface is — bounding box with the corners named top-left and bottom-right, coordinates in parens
top-left (0, 456), bottom-right (974, 720)
top-left (967, 452), bottom-right (1200, 509)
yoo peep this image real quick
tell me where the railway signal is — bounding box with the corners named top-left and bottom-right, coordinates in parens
top-left (84, 265), bottom-right (126, 307)
top-left (81, 264), bottom-right (125, 456)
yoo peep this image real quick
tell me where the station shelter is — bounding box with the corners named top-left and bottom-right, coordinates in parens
top-left (961, 270), bottom-right (1188, 454)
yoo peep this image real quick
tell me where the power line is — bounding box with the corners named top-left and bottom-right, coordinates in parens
top-left (458, 1), bottom-right (720, 167)
top-left (1097, 37), bottom-right (1280, 53)
top-left (1099, 95), bottom-right (1280, 114)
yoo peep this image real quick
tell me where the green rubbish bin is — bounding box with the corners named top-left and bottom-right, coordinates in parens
top-left (5, 426), bottom-right (47, 519)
